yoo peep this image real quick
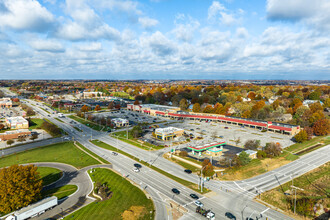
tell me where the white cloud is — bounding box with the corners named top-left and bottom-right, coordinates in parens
top-left (78, 42), bottom-right (102, 52)
top-left (147, 31), bottom-right (176, 56)
top-left (0, 0), bottom-right (54, 32)
top-left (172, 16), bottom-right (200, 42)
top-left (207, 1), bottom-right (240, 26)
top-left (267, 0), bottom-right (330, 32)
top-left (208, 1), bottom-right (225, 20)
top-left (138, 17), bottom-right (159, 29)
top-left (236, 27), bottom-right (248, 38)
top-left (29, 39), bottom-right (65, 53)
top-left (94, 0), bottom-right (142, 15)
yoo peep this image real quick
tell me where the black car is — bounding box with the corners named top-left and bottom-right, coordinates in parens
top-left (134, 163), bottom-right (142, 168)
top-left (225, 212), bottom-right (236, 219)
top-left (184, 169), bottom-right (192, 174)
top-left (246, 218), bottom-right (253, 220)
top-left (172, 188), bottom-right (180, 194)
top-left (190, 193), bottom-right (199, 199)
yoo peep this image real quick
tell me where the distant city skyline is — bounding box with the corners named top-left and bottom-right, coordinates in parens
top-left (0, 0), bottom-right (329, 80)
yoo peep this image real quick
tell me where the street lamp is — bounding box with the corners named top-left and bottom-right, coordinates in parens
top-left (199, 166), bottom-right (206, 193)
top-left (242, 205), bottom-right (248, 220)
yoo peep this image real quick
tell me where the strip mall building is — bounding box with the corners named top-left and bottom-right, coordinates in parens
top-left (127, 104), bottom-right (300, 136)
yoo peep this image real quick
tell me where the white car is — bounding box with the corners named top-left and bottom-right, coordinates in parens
top-left (133, 167), bottom-right (140, 173)
top-left (194, 200), bottom-right (203, 207)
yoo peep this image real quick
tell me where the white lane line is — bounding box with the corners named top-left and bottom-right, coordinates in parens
top-left (261, 207), bottom-right (269, 214)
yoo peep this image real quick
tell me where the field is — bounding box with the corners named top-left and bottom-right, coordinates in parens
top-left (37, 167), bottom-right (62, 186)
top-left (0, 142), bottom-right (100, 169)
top-left (64, 168), bottom-right (154, 220)
top-left (260, 162), bottom-right (330, 219)
top-left (28, 118), bottom-right (45, 129)
top-left (285, 136), bottom-right (330, 155)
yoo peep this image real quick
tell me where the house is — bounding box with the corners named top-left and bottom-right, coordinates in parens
top-left (303, 100), bottom-right (323, 107)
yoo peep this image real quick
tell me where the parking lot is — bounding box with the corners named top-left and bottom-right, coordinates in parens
top-left (0, 106), bottom-right (25, 119)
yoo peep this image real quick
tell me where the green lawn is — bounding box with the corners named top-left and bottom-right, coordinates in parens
top-left (69, 115), bottom-right (103, 131)
top-left (0, 142), bottom-right (100, 169)
top-left (73, 126), bottom-right (83, 132)
top-left (75, 142), bottom-right (109, 164)
top-left (285, 136), bottom-right (330, 154)
top-left (42, 185), bottom-right (78, 200)
top-left (169, 158), bottom-right (200, 172)
top-left (64, 168), bottom-right (154, 220)
top-left (112, 131), bottom-right (164, 150)
top-left (28, 118), bottom-right (44, 129)
top-left (54, 118), bottom-right (64, 123)
top-left (37, 167), bottom-right (62, 186)
top-left (91, 140), bottom-right (208, 194)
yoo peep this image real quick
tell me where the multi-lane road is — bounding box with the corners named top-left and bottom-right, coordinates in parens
top-left (22, 100), bottom-right (329, 220)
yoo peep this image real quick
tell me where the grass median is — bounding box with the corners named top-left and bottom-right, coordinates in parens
top-left (42, 185), bottom-right (78, 200)
top-left (69, 115), bottom-right (103, 131)
top-left (0, 141), bottom-right (101, 169)
top-left (64, 168), bottom-right (154, 220)
top-left (91, 140), bottom-right (209, 194)
top-left (38, 167), bottom-right (63, 186)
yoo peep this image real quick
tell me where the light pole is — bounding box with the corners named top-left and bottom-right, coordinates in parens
top-left (242, 205), bottom-right (248, 220)
top-left (291, 185), bottom-right (304, 214)
top-left (199, 166), bottom-right (206, 193)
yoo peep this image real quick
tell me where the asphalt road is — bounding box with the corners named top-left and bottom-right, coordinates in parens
top-left (24, 100), bottom-right (330, 220)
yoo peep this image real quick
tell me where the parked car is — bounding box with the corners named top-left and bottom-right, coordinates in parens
top-left (184, 169), bottom-right (192, 174)
top-left (172, 188), bottom-right (180, 194)
top-left (111, 152), bottom-right (118, 156)
top-left (194, 200), bottom-right (203, 207)
top-left (190, 194), bottom-right (199, 200)
top-left (219, 135), bottom-right (224, 138)
top-left (134, 163), bottom-right (142, 168)
top-left (225, 212), bottom-right (236, 219)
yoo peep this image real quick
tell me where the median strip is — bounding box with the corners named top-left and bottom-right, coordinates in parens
top-left (90, 139), bottom-right (209, 194)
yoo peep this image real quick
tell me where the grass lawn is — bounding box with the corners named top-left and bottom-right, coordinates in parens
top-left (69, 115), bottom-right (103, 131)
top-left (260, 162), bottom-right (330, 219)
top-left (285, 136), bottom-right (330, 154)
top-left (167, 157), bottom-right (200, 173)
top-left (0, 141), bottom-right (100, 169)
top-left (112, 131), bottom-right (164, 150)
top-left (91, 140), bottom-right (208, 194)
top-left (75, 142), bottom-right (109, 164)
top-left (64, 168), bottom-right (154, 220)
top-left (28, 118), bottom-right (44, 129)
top-left (73, 126), bottom-right (83, 132)
top-left (37, 167), bottom-right (62, 186)
top-left (54, 118), bottom-right (64, 123)
top-left (42, 185), bottom-right (78, 200)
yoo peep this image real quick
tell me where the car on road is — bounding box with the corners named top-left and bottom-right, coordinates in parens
top-left (64, 137), bottom-right (70, 140)
top-left (219, 135), bottom-right (224, 138)
top-left (246, 218), bottom-right (253, 220)
top-left (225, 212), bottom-right (236, 219)
top-left (194, 200), bottom-right (203, 207)
top-left (184, 169), bottom-right (192, 174)
top-left (224, 127), bottom-right (229, 129)
top-left (171, 188), bottom-right (180, 194)
top-left (134, 163), bottom-right (142, 168)
top-left (133, 167), bottom-right (140, 172)
top-left (111, 152), bottom-right (118, 156)
top-left (190, 194), bottom-right (199, 199)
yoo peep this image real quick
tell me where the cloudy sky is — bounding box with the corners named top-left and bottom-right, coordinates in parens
top-left (0, 0), bottom-right (329, 80)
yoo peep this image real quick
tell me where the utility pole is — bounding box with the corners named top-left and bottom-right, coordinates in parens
top-left (291, 185), bottom-right (304, 214)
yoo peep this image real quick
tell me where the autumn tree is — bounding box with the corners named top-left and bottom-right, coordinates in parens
top-left (94, 105), bottom-right (101, 111)
top-left (312, 118), bottom-right (330, 136)
top-left (81, 105), bottom-right (89, 112)
top-left (294, 130), bottom-right (308, 143)
top-left (213, 103), bottom-right (223, 114)
top-left (192, 103), bottom-right (201, 113)
top-left (179, 98), bottom-right (189, 111)
top-left (0, 164), bottom-right (43, 213)
top-left (264, 142), bottom-right (282, 157)
top-left (0, 123), bottom-right (4, 130)
top-left (203, 105), bottom-right (213, 113)
top-left (7, 139), bottom-right (14, 146)
top-left (244, 139), bottom-right (260, 150)
top-left (107, 102), bottom-right (114, 109)
top-left (309, 102), bottom-right (323, 113)
top-left (201, 159), bottom-right (214, 177)
top-left (133, 100), bottom-right (140, 105)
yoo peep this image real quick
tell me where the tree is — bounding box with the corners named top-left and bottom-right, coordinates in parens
top-left (294, 130), bottom-right (308, 143)
top-left (244, 139), bottom-right (260, 150)
top-left (312, 118), bottom-right (330, 136)
top-left (107, 102), bottom-right (114, 109)
top-left (94, 105), bottom-right (101, 111)
top-left (238, 151), bottom-right (251, 166)
top-left (201, 159), bottom-right (214, 177)
top-left (265, 142), bottom-right (282, 157)
top-left (304, 126), bottom-right (313, 140)
top-left (81, 105), bottom-right (89, 112)
top-left (131, 125), bottom-right (142, 138)
top-left (192, 103), bottom-right (201, 113)
top-left (309, 102), bottom-right (323, 113)
top-left (179, 98), bottom-right (189, 111)
top-left (234, 137), bottom-right (241, 146)
top-left (203, 105), bottom-right (213, 113)
top-left (6, 139), bottom-right (14, 146)
top-left (26, 108), bottom-right (35, 116)
top-left (0, 123), bottom-right (4, 130)
top-left (0, 164), bottom-right (43, 213)
top-left (133, 100), bottom-right (140, 105)
top-left (257, 150), bottom-right (267, 159)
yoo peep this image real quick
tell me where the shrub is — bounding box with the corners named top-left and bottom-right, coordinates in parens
top-left (257, 150), bottom-right (267, 159)
top-left (244, 139), bottom-right (260, 150)
top-left (179, 151), bottom-right (188, 157)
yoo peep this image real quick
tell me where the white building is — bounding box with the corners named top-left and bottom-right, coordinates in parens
top-left (303, 100), bottom-right (323, 107)
top-left (111, 118), bottom-right (129, 127)
top-left (83, 91), bottom-right (103, 99)
top-left (154, 127), bottom-right (184, 141)
top-left (5, 116), bottom-right (29, 129)
top-left (0, 98), bottom-right (12, 108)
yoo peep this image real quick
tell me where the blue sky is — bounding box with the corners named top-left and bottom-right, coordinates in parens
top-left (0, 0), bottom-right (329, 80)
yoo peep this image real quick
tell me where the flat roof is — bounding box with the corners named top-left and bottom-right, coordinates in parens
top-left (155, 127), bottom-right (183, 135)
top-left (187, 141), bottom-right (226, 152)
top-left (15, 196), bottom-right (57, 215)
